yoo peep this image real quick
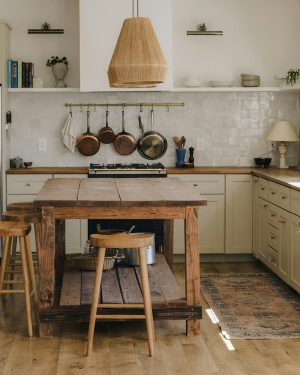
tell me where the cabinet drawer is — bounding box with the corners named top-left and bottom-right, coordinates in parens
top-left (7, 174), bottom-right (51, 194)
top-left (267, 223), bottom-right (280, 252)
top-left (291, 189), bottom-right (300, 216)
top-left (258, 178), bottom-right (269, 200)
top-left (268, 245), bottom-right (279, 268)
top-left (177, 174), bottom-right (225, 194)
top-left (269, 181), bottom-right (290, 211)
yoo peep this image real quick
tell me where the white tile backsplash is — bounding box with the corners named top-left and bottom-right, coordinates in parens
top-left (9, 91), bottom-right (300, 167)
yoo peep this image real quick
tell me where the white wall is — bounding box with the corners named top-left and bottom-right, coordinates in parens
top-left (0, 0), bottom-right (79, 88)
top-left (1, 0), bottom-right (300, 88)
top-left (173, 0), bottom-right (300, 87)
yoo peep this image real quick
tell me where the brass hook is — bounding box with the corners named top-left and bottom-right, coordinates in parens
top-left (140, 103), bottom-right (143, 113)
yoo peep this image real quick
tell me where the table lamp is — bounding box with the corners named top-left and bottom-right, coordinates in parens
top-left (266, 121), bottom-right (298, 169)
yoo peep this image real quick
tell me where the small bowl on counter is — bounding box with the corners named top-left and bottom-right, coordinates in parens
top-left (23, 162), bottom-right (33, 168)
top-left (254, 157), bottom-right (272, 168)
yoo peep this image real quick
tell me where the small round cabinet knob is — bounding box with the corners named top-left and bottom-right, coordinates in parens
top-left (26, 183), bottom-right (31, 187)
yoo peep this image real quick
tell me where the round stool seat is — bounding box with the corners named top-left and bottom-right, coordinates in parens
top-left (7, 202), bottom-right (39, 213)
top-left (2, 210), bottom-right (41, 224)
top-left (0, 221), bottom-right (31, 237)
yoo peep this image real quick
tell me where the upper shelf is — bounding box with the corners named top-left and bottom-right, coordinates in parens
top-left (8, 88), bottom-right (80, 92)
top-left (28, 29), bottom-right (64, 34)
top-left (7, 85), bottom-right (300, 93)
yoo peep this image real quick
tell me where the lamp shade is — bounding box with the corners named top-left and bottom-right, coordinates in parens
top-left (107, 17), bottom-right (168, 88)
top-left (266, 121), bottom-right (298, 142)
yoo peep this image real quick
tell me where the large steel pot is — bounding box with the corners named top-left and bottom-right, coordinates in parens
top-left (124, 233), bottom-right (155, 266)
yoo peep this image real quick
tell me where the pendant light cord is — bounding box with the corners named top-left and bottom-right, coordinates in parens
top-left (132, 0), bottom-right (139, 17)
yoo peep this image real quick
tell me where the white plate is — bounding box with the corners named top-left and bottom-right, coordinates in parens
top-left (209, 80), bottom-right (235, 87)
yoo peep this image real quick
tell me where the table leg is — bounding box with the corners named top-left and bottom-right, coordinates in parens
top-left (38, 206), bottom-right (55, 337)
top-left (54, 219), bottom-right (65, 305)
top-left (163, 219), bottom-right (174, 269)
top-left (185, 207), bottom-right (201, 336)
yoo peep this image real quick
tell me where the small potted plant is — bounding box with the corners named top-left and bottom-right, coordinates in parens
top-left (286, 69), bottom-right (300, 86)
top-left (46, 56), bottom-right (69, 88)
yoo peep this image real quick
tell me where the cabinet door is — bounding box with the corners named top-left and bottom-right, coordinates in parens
top-left (174, 194), bottom-right (225, 254)
top-left (258, 198), bottom-right (269, 263)
top-left (53, 174), bottom-right (88, 253)
top-left (80, 0), bottom-right (172, 91)
top-left (225, 175), bottom-right (253, 254)
top-left (252, 176), bottom-right (259, 257)
top-left (290, 213), bottom-right (300, 293)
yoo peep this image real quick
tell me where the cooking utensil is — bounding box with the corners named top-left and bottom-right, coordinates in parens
top-left (98, 109), bottom-right (116, 144)
top-left (173, 136), bottom-right (180, 148)
top-left (124, 232), bottom-right (156, 266)
top-left (77, 111), bottom-right (100, 156)
top-left (137, 108), bottom-right (168, 160)
top-left (113, 109), bottom-right (137, 155)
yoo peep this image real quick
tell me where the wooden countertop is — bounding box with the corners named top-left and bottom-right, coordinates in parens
top-left (6, 166), bottom-right (255, 175)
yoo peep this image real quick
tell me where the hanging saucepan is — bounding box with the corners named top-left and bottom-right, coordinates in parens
top-left (113, 109), bottom-right (137, 155)
top-left (77, 110), bottom-right (100, 156)
top-left (137, 108), bottom-right (168, 160)
top-left (98, 109), bottom-right (115, 144)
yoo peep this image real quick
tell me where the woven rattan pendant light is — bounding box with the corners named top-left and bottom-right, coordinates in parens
top-left (107, 0), bottom-right (168, 88)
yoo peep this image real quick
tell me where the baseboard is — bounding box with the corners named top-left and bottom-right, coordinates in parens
top-left (173, 253), bottom-right (256, 263)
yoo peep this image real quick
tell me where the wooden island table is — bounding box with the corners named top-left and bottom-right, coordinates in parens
top-left (33, 177), bottom-right (207, 337)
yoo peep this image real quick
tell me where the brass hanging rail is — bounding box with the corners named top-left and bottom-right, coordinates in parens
top-left (64, 102), bottom-right (184, 109)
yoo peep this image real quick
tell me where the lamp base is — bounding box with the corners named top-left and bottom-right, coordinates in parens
top-left (278, 142), bottom-right (288, 169)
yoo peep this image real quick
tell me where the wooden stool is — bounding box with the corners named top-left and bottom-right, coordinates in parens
top-left (87, 232), bottom-right (155, 357)
top-left (0, 221), bottom-right (38, 337)
top-left (2, 209), bottom-right (41, 274)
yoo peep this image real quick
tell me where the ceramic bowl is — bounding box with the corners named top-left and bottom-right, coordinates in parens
top-left (254, 158), bottom-right (272, 168)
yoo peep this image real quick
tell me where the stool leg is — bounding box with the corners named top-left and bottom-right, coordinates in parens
top-left (139, 247), bottom-right (155, 357)
top-left (19, 236), bottom-right (33, 337)
top-left (9, 238), bottom-right (17, 281)
top-left (0, 238), bottom-right (11, 298)
top-left (86, 247), bottom-right (106, 356)
top-left (24, 235), bottom-right (39, 322)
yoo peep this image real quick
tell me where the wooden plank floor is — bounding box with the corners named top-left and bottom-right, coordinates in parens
top-left (1, 261), bottom-right (300, 375)
top-left (60, 254), bottom-right (184, 307)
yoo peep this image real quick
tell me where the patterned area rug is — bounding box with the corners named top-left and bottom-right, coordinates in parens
top-left (201, 273), bottom-right (300, 339)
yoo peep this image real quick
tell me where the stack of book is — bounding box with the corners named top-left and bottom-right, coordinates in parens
top-left (7, 60), bottom-right (34, 88)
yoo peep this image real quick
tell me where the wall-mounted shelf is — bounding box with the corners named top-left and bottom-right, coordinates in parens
top-left (28, 29), bottom-right (64, 34)
top-left (8, 87), bottom-right (79, 92)
top-left (172, 87), bottom-right (280, 92)
top-left (187, 31), bottom-right (223, 36)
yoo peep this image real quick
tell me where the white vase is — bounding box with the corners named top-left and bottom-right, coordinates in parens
top-left (52, 63), bottom-right (68, 88)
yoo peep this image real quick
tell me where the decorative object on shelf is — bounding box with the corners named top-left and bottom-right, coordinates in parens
top-left (28, 21), bottom-right (64, 34)
top-left (188, 147), bottom-right (195, 166)
top-left (254, 157), bottom-right (272, 168)
top-left (23, 162), bottom-right (33, 168)
top-left (286, 69), bottom-right (300, 86)
top-left (46, 56), bottom-right (68, 88)
top-left (9, 156), bottom-right (23, 169)
top-left (197, 23), bottom-right (207, 32)
top-left (187, 22), bottom-right (223, 36)
top-left (241, 74), bottom-right (260, 87)
top-left (107, 0), bottom-right (167, 88)
top-left (184, 74), bottom-right (202, 88)
top-left (173, 136), bottom-right (186, 168)
top-left (266, 121), bottom-right (298, 168)
top-left (209, 80), bottom-right (234, 87)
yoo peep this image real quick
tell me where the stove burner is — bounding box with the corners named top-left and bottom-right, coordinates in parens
top-left (89, 163), bottom-right (167, 177)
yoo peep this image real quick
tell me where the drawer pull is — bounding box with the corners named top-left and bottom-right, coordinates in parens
top-left (270, 213), bottom-right (276, 217)
top-left (279, 220), bottom-right (286, 224)
top-left (193, 183), bottom-right (198, 187)
top-left (26, 183), bottom-right (31, 187)
top-left (271, 191), bottom-right (276, 195)
top-left (260, 187), bottom-right (265, 191)
top-left (270, 236), bottom-right (276, 240)
top-left (264, 204), bottom-right (268, 208)
top-left (281, 195), bottom-right (286, 200)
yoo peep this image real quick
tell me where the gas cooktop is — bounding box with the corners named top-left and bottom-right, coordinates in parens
top-left (88, 163), bottom-right (167, 177)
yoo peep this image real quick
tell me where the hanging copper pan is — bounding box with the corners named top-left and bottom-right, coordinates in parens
top-left (77, 110), bottom-right (100, 156)
top-left (113, 109), bottom-right (137, 155)
top-left (98, 109), bottom-right (116, 144)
